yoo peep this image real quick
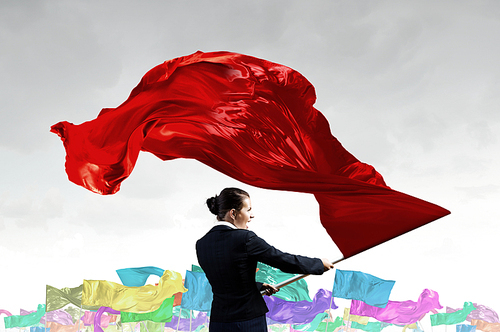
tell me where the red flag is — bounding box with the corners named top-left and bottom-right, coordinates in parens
top-left (51, 51), bottom-right (449, 258)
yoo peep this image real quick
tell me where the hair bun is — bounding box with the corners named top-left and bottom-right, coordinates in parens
top-left (206, 196), bottom-right (219, 215)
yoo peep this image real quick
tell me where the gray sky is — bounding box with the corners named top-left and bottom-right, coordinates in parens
top-left (1, 0), bottom-right (499, 324)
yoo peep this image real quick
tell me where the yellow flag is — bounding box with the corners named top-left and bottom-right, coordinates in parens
top-left (344, 308), bottom-right (369, 325)
top-left (402, 323), bottom-right (418, 332)
top-left (82, 270), bottom-right (187, 312)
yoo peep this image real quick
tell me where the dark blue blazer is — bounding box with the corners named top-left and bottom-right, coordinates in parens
top-left (196, 225), bottom-right (324, 323)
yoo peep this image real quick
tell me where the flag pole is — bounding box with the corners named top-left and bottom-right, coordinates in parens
top-left (261, 258), bottom-right (343, 295)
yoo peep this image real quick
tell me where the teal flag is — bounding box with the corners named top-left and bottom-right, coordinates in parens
top-left (431, 302), bottom-right (476, 326)
top-left (116, 266), bottom-right (165, 287)
top-left (4, 304), bottom-right (45, 328)
top-left (191, 265), bottom-right (204, 272)
top-left (291, 312), bottom-right (330, 331)
top-left (333, 269), bottom-right (395, 308)
top-left (121, 297), bottom-right (174, 323)
top-left (256, 262), bottom-right (311, 301)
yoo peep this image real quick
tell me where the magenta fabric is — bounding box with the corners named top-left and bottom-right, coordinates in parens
top-left (350, 289), bottom-right (443, 325)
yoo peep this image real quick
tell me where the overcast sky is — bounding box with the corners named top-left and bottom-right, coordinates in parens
top-left (1, 0), bottom-right (499, 324)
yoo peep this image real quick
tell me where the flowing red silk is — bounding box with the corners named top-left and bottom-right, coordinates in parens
top-left (51, 51), bottom-right (450, 258)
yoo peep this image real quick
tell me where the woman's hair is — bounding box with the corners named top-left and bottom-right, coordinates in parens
top-left (207, 187), bottom-right (250, 221)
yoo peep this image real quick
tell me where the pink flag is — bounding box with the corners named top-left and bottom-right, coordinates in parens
top-left (350, 289), bottom-right (443, 325)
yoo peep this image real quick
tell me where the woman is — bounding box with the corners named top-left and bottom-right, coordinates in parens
top-left (196, 187), bottom-right (334, 331)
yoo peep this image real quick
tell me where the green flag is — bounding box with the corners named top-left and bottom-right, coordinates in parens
top-left (121, 297), bottom-right (174, 323)
top-left (316, 316), bottom-right (344, 332)
top-left (139, 321), bottom-right (164, 332)
top-left (431, 302), bottom-right (476, 326)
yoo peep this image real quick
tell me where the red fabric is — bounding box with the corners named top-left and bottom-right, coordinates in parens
top-left (51, 51), bottom-right (450, 258)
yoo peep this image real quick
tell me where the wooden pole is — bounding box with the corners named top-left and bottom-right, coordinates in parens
top-left (261, 258), bottom-right (343, 295)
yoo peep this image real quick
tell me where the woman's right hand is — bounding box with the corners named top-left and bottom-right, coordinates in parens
top-left (321, 258), bottom-right (334, 272)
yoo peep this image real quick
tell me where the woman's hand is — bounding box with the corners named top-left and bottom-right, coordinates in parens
top-left (261, 283), bottom-right (279, 296)
top-left (321, 258), bottom-right (334, 272)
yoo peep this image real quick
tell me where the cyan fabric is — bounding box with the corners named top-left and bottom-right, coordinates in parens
top-left (180, 270), bottom-right (213, 312)
top-left (333, 269), bottom-right (395, 308)
top-left (115, 267), bottom-right (165, 287)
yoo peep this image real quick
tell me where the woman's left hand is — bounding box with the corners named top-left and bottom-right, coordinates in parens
top-left (261, 283), bottom-right (279, 296)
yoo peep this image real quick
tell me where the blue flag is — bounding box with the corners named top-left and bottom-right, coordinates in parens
top-left (180, 270), bottom-right (213, 312)
top-left (116, 266), bottom-right (165, 287)
top-left (456, 324), bottom-right (476, 332)
top-left (332, 269), bottom-right (395, 308)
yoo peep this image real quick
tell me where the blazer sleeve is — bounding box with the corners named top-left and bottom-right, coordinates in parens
top-left (245, 231), bottom-right (324, 275)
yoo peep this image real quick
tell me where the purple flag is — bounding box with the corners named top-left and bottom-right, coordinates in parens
top-left (164, 311), bottom-right (208, 330)
top-left (350, 289), bottom-right (442, 325)
top-left (264, 288), bottom-right (337, 325)
top-left (46, 309), bottom-right (74, 325)
top-left (448, 304), bottom-right (500, 324)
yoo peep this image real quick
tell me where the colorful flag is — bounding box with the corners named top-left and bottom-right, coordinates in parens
top-left (333, 269), bottom-right (395, 308)
top-left (46, 284), bottom-right (100, 312)
top-left (51, 50), bottom-right (449, 260)
top-left (82, 270), bottom-right (187, 312)
top-left (457, 324), bottom-right (477, 332)
top-left (264, 288), bottom-right (337, 325)
top-left (116, 266), bottom-right (165, 287)
top-left (350, 289), bottom-right (442, 325)
top-left (431, 302), bottom-right (476, 326)
top-left (256, 262), bottom-right (312, 301)
top-left (121, 297), bottom-right (174, 323)
top-left (471, 319), bottom-right (500, 332)
top-left (344, 308), bottom-right (369, 325)
top-left (180, 270), bottom-right (213, 312)
top-left (4, 304), bottom-right (45, 328)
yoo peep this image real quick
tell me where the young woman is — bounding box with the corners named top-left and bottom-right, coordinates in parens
top-left (196, 187), bottom-right (334, 332)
